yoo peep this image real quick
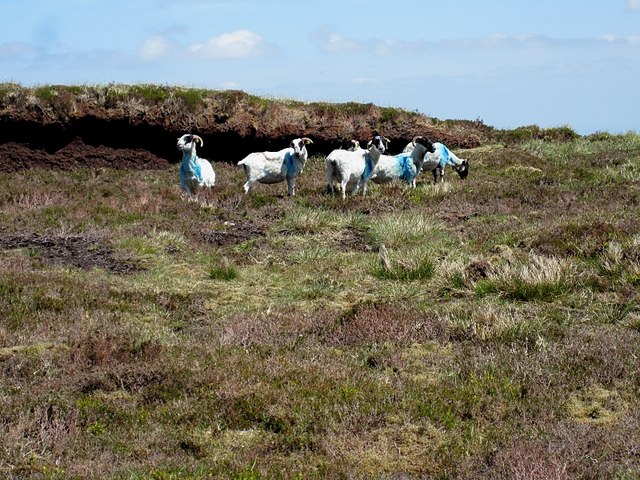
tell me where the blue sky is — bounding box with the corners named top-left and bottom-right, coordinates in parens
top-left (1, 0), bottom-right (639, 134)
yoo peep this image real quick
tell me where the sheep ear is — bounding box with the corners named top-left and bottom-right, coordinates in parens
top-left (193, 135), bottom-right (203, 147)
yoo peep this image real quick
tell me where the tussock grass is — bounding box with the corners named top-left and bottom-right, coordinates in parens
top-left (475, 253), bottom-right (577, 302)
top-left (367, 212), bottom-right (445, 249)
top-left (371, 245), bottom-right (436, 281)
top-left (1, 133), bottom-right (640, 478)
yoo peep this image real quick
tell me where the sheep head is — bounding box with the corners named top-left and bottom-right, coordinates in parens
top-left (367, 135), bottom-right (390, 154)
top-left (344, 139), bottom-right (361, 151)
top-left (412, 136), bottom-right (435, 154)
top-left (177, 134), bottom-right (203, 152)
top-left (455, 159), bottom-right (470, 180)
top-left (290, 137), bottom-right (313, 156)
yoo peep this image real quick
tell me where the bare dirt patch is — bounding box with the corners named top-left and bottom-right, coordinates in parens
top-left (335, 228), bottom-right (373, 252)
top-left (0, 139), bottom-right (170, 173)
top-left (200, 220), bottom-right (266, 247)
top-left (0, 233), bottom-right (141, 273)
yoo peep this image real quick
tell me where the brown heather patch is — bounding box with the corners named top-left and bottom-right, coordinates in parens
top-left (546, 417), bottom-right (640, 479)
top-left (488, 439), bottom-right (572, 480)
top-left (321, 302), bottom-right (448, 348)
top-left (526, 218), bottom-right (638, 258)
top-left (193, 304), bottom-right (449, 352)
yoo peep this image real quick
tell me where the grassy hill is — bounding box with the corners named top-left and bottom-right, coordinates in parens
top-left (0, 84), bottom-right (639, 479)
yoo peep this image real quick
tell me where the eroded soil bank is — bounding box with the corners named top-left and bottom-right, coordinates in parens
top-left (0, 84), bottom-right (492, 171)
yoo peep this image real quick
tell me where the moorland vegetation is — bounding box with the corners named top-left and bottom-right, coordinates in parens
top-left (0, 84), bottom-right (639, 479)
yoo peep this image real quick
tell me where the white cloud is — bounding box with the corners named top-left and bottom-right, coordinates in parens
top-left (312, 29), bottom-right (640, 58)
top-left (139, 36), bottom-right (171, 61)
top-left (324, 33), bottom-right (361, 53)
top-left (0, 41), bottom-right (36, 58)
top-left (627, 0), bottom-right (640, 11)
top-left (188, 30), bottom-right (266, 59)
top-left (599, 34), bottom-right (640, 44)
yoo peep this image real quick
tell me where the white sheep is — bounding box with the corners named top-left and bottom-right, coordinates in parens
top-left (177, 134), bottom-right (216, 196)
top-left (324, 139), bottom-right (365, 195)
top-left (325, 136), bottom-right (388, 199)
top-left (370, 136), bottom-right (435, 188)
top-left (343, 139), bottom-right (363, 151)
top-left (403, 140), bottom-right (469, 183)
top-left (237, 137), bottom-right (313, 196)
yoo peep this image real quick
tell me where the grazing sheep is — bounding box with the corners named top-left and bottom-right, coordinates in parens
top-left (237, 137), bottom-right (313, 196)
top-left (177, 134), bottom-right (216, 196)
top-left (371, 136), bottom-right (435, 188)
top-left (325, 136), bottom-right (387, 199)
top-left (404, 140), bottom-right (469, 183)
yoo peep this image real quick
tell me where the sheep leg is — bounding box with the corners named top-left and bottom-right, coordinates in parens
top-left (432, 167), bottom-right (443, 184)
top-left (287, 178), bottom-right (296, 196)
top-left (341, 180), bottom-right (349, 200)
top-left (243, 180), bottom-right (253, 194)
top-left (326, 167), bottom-right (335, 195)
top-left (201, 186), bottom-right (214, 207)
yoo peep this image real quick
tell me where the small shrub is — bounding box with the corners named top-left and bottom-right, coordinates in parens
top-left (209, 262), bottom-right (239, 281)
top-left (496, 124), bottom-right (579, 144)
top-left (130, 84), bottom-right (169, 103)
top-left (175, 88), bottom-right (206, 110)
top-left (34, 86), bottom-right (58, 102)
top-left (249, 193), bottom-right (277, 209)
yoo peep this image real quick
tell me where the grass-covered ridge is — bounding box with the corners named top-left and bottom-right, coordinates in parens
top-left (0, 83), bottom-right (594, 151)
top-left (1, 129), bottom-right (640, 478)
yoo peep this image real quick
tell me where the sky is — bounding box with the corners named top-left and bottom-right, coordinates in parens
top-left (1, 0), bottom-right (639, 135)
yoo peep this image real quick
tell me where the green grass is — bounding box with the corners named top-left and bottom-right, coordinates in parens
top-left (1, 132), bottom-right (640, 479)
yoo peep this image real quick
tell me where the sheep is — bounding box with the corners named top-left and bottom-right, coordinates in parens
top-left (403, 140), bottom-right (469, 183)
top-left (324, 139), bottom-right (365, 195)
top-left (370, 136), bottom-right (435, 188)
top-left (177, 134), bottom-right (216, 197)
top-left (343, 139), bottom-right (363, 151)
top-left (237, 138), bottom-right (313, 196)
top-left (325, 136), bottom-right (388, 199)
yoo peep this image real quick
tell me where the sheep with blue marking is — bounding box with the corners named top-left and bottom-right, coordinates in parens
top-left (237, 137), bottom-right (313, 196)
top-left (177, 134), bottom-right (216, 197)
top-left (403, 140), bottom-right (469, 183)
top-left (325, 135), bottom-right (388, 199)
top-left (370, 136), bottom-right (435, 188)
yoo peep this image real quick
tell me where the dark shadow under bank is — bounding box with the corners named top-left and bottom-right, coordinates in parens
top-left (0, 116), bottom-right (381, 171)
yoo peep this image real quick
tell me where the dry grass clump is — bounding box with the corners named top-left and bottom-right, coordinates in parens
top-left (566, 384), bottom-right (627, 425)
top-left (475, 252), bottom-right (577, 302)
